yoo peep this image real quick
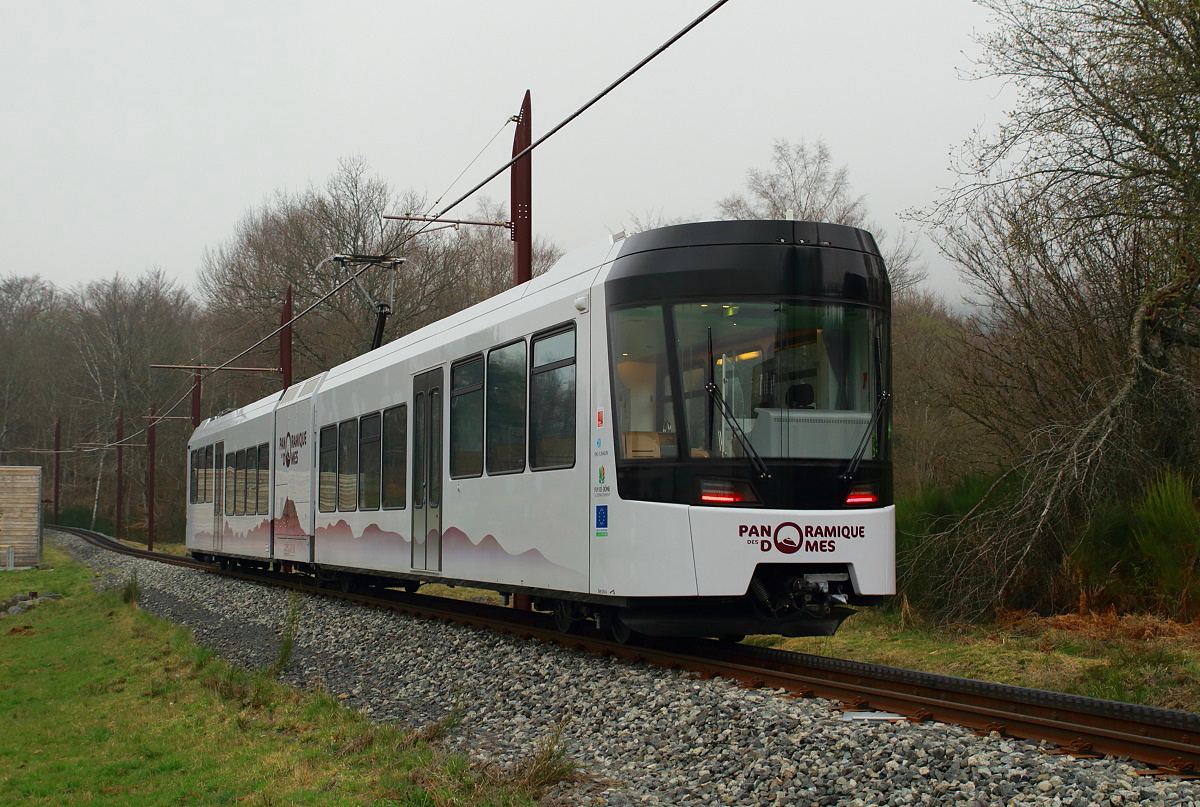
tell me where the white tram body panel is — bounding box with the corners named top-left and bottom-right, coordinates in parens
top-left (186, 394), bottom-right (279, 560)
top-left (186, 220), bottom-right (897, 638)
top-left (273, 373), bottom-right (325, 564)
top-left (686, 505), bottom-right (896, 597)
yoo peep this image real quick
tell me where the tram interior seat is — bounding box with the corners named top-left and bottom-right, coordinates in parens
top-left (622, 431), bottom-right (677, 459)
top-left (786, 383), bottom-right (816, 409)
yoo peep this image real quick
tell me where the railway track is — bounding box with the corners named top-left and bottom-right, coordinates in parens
top-left (56, 524), bottom-right (1200, 777)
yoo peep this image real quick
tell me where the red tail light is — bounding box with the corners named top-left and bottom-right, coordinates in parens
top-left (845, 484), bottom-right (879, 506)
top-left (699, 478), bottom-right (758, 505)
top-left (701, 492), bottom-right (742, 503)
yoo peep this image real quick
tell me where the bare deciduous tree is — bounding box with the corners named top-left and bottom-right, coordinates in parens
top-left (199, 158), bottom-right (560, 389)
top-left (913, 0), bottom-right (1200, 620)
top-left (890, 289), bottom-right (984, 497)
top-left (0, 275), bottom-right (61, 457)
top-left (199, 157), bottom-right (450, 379)
top-left (718, 138), bottom-right (926, 296)
top-left (66, 269), bottom-right (199, 534)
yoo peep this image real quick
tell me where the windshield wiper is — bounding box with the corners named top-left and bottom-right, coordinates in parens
top-left (700, 379), bottom-right (768, 475)
top-left (705, 326), bottom-right (770, 480)
top-left (842, 390), bottom-right (890, 480)
top-left (842, 329), bottom-right (889, 480)
top-left (705, 381), bottom-right (771, 480)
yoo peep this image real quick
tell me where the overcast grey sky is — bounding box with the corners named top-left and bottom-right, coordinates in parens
top-left (1, 1), bottom-right (1003, 298)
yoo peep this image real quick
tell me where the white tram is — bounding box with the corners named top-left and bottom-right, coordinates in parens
top-left (186, 220), bottom-right (895, 639)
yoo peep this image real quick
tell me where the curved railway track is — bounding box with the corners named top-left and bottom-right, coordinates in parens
top-left (55, 524), bottom-right (1200, 777)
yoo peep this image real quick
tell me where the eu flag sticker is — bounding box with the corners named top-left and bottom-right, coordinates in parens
top-left (595, 505), bottom-right (608, 535)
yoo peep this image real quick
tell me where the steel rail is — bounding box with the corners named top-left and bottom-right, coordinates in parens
top-left (55, 524), bottom-right (1199, 776)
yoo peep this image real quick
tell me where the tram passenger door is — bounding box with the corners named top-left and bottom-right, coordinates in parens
top-left (411, 368), bottom-right (443, 572)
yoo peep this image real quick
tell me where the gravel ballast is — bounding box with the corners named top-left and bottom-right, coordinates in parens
top-left (47, 530), bottom-right (1200, 806)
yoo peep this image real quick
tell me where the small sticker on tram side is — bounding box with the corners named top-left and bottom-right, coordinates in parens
top-left (594, 505), bottom-right (608, 537)
top-left (593, 466), bottom-right (612, 498)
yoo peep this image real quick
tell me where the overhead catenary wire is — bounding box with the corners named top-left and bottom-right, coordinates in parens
top-left (424, 0), bottom-right (734, 225)
top-left (422, 117), bottom-right (516, 217)
top-left (71, 0), bottom-right (736, 454)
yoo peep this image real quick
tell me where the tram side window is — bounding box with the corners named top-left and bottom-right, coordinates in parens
top-left (382, 404), bottom-right (407, 509)
top-left (204, 444), bottom-right (214, 502)
top-left (245, 448), bottom-right (257, 516)
top-left (234, 449), bottom-right (247, 516)
top-left (450, 356), bottom-right (484, 478)
top-left (199, 448), bottom-right (208, 503)
top-left (359, 412), bottom-right (381, 511)
top-left (224, 452), bottom-right (235, 516)
top-left (190, 450), bottom-right (199, 503)
top-left (214, 441), bottom-right (224, 511)
top-left (257, 443), bottom-right (270, 515)
top-left (530, 325), bottom-right (576, 470)
top-left (318, 425), bottom-right (337, 513)
top-left (487, 341), bottom-right (526, 474)
top-left (338, 418), bottom-right (358, 511)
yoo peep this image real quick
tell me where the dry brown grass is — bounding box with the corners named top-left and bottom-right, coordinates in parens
top-left (998, 609), bottom-right (1200, 643)
top-left (767, 607), bottom-right (1200, 711)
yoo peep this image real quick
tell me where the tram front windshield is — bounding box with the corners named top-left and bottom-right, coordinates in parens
top-left (609, 301), bottom-right (885, 461)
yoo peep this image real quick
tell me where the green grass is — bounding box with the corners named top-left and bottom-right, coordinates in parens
top-left (0, 548), bottom-right (567, 806)
top-left (417, 583), bottom-right (505, 606)
top-left (0, 545), bottom-right (94, 603)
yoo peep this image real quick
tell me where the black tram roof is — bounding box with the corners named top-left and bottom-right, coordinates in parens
top-left (616, 219), bottom-right (881, 259)
top-left (607, 220), bottom-right (889, 306)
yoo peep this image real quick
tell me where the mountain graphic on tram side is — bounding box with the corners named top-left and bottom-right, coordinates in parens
top-left (313, 519), bottom-right (408, 548)
top-left (221, 517), bottom-right (272, 543)
top-left (441, 527), bottom-right (586, 586)
top-left (290, 520), bottom-right (585, 587)
top-left (273, 498), bottom-right (305, 537)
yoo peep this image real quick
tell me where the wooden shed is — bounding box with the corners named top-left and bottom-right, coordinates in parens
top-left (0, 466), bottom-right (43, 569)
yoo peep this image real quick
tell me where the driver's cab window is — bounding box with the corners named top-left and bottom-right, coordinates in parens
top-left (610, 306), bottom-right (677, 459)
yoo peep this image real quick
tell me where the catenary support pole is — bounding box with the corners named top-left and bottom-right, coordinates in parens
top-left (510, 89), bottom-right (533, 612)
top-left (511, 90), bottom-right (532, 287)
top-left (281, 285), bottom-right (293, 390)
top-left (147, 405), bottom-right (156, 551)
top-left (53, 417), bottom-right (61, 522)
top-left (115, 410), bottom-right (124, 539)
top-left (191, 371), bottom-right (202, 428)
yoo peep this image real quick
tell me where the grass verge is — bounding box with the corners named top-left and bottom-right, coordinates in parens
top-left (0, 546), bottom-right (567, 806)
top-left (750, 606), bottom-right (1200, 712)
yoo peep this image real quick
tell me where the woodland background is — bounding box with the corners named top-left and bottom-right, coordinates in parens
top-left (4, 0), bottom-right (1199, 623)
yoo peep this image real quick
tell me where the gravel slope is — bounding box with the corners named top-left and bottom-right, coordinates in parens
top-left (51, 531), bottom-right (1200, 807)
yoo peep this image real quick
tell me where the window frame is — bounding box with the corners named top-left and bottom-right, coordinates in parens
top-left (224, 452), bottom-right (236, 516)
top-left (245, 447), bottom-right (257, 516)
top-left (449, 354), bottom-right (485, 479)
top-left (256, 443), bottom-right (270, 515)
top-left (485, 339), bottom-right (527, 476)
top-left (358, 411), bottom-right (382, 511)
top-left (189, 449), bottom-right (199, 504)
top-left (337, 418), bottom-right (359, 512)
top-left (318, 424), bottom-right (337, 513)
top-left (203, 444), bottom-right (214, 503)
top-left (529, 323), bottom-right (577, 471)
top-left (234, 448), bottom-right (247, 516)
top-left (381, 403), bottom-right (408, 510)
